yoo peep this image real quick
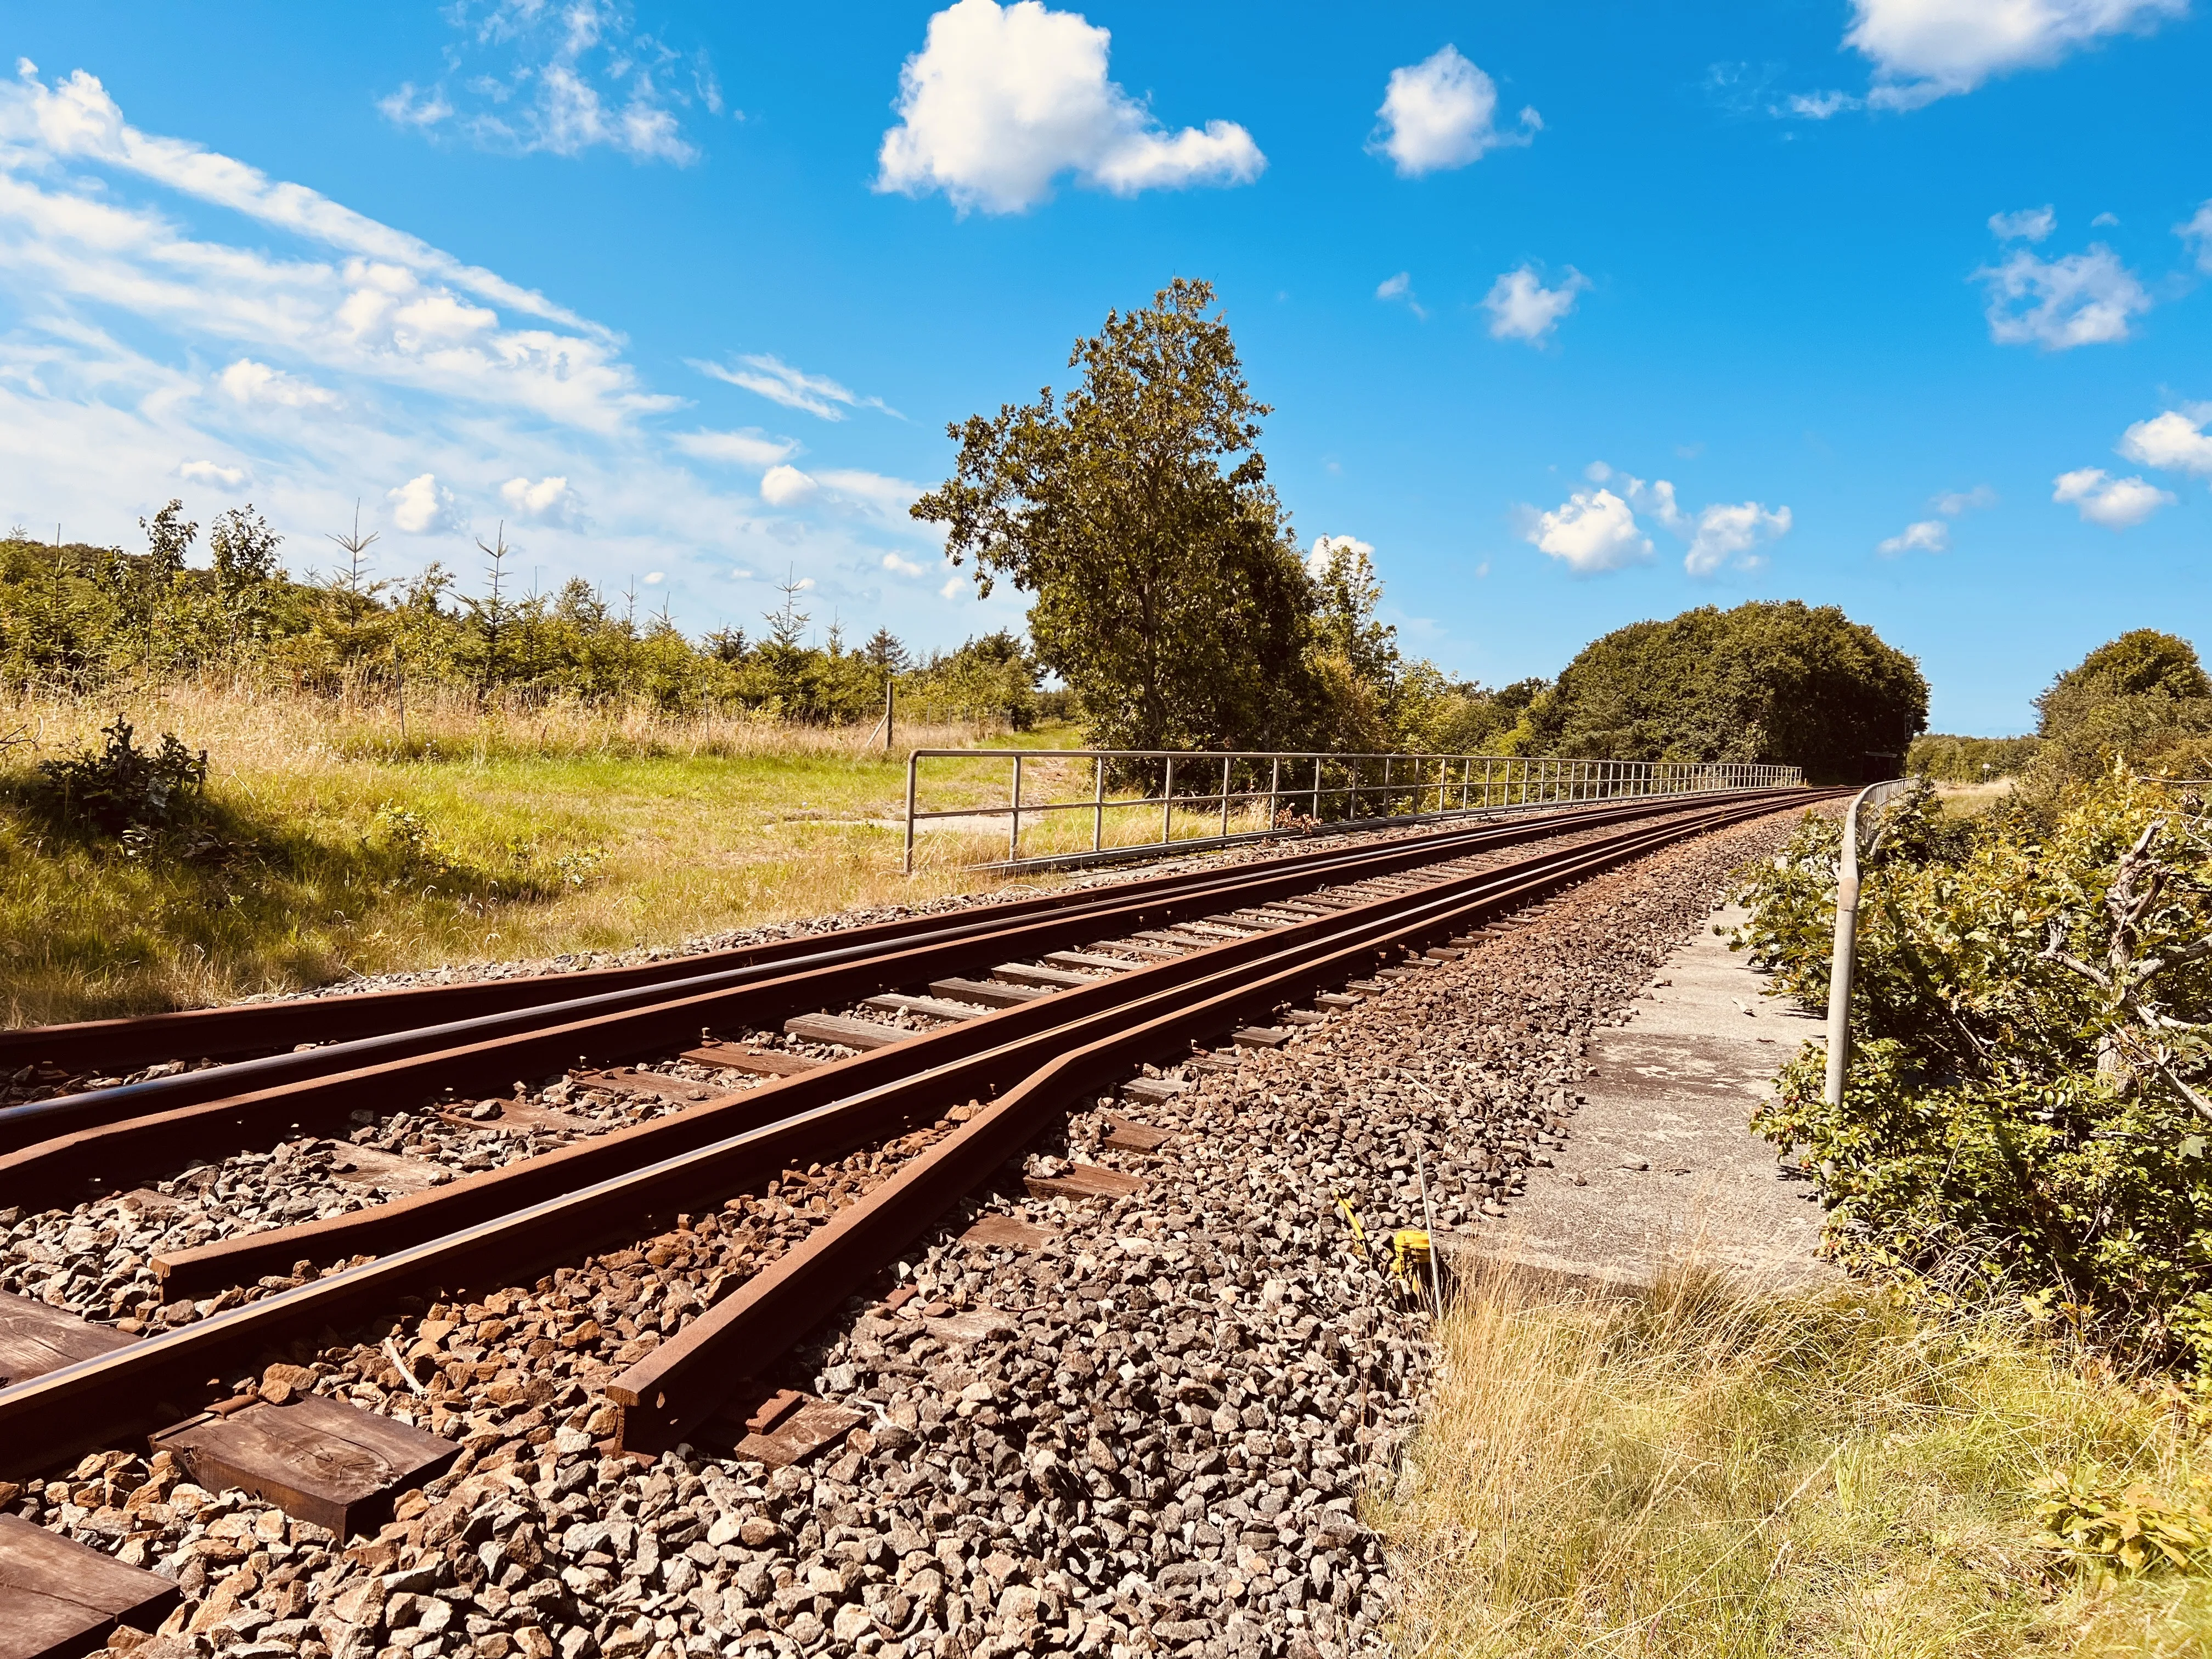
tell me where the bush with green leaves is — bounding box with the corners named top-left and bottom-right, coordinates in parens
top-left (29, 718), bottom-right (209, 840)
top-left (1737, 773), bottom-right (2212, 1366)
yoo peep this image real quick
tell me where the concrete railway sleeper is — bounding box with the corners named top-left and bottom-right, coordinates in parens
top-left (0, 792), bottom-right (1810, 1207)
top-left (0, 789), bottom-right (1833, 1487)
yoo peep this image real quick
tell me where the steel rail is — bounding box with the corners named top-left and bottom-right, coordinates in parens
top-left (149, 791), bottom-right (1826, 1298)
top-left (0, 791), bottom-right (1803, 1170)
top-left (0, 791), bottom-right (1829, 1477)
top-left (612, 806), bottom-right (1767, 1447)
top-left (1, 795), bottom-right (1692, 1080)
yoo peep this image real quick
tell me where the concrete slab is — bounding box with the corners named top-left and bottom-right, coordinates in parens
top-left (1474, 904), bottom-right (1839, 1294)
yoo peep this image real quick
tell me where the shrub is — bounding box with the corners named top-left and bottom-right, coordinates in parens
top-left (30, 718), bottom-right (208, 840)
top-left (1737, 772), bottom-right (2212, 1367)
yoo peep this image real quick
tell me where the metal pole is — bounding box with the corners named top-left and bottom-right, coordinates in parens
top-left (1092, 756), bottom-right (1105, 853)
top-left (884, 677), bottom-right (895, 752)
top-left (1269, 756), bottom-right (1280, 833)
top-left (1311, 756), bottom-right (1322, 823)
top-left (1220, 755), bottom-right (1232, 839)
top-left (1381, 754), bottom-right (1392, 821)
top-left (902, 750), bottom-right (921, 875)
top-left (1009, 753), bottom-right (1023, 863)
top-left (1823, 781), bottom-right (1891, 1108)
top-left (1161, 755), bottom-right (1175, 848)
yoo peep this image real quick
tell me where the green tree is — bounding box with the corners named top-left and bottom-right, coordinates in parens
top-left (862, 627), bottom-right (910, 674)
top-left (2024, 630), bottom-right (2212, 789)
top-left (207, 506), bottom-right (284, 654)
top-left (1524, 600), bottom-right (1927, 780)
top-left (913, 278), bottom-right (1317, 751)
top-left (2038, 630), bottom-right (2212, 735)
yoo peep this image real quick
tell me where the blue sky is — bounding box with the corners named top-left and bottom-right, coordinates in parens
top-left (0, 1), bottom-right (2206, 734)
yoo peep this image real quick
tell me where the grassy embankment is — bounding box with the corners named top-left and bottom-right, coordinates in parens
top-left (1375, 1270), bottom-right (2212, 1657)
top-left (0, 686), bottom-right (1273, 1025)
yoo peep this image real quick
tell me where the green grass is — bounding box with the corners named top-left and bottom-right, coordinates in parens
top-left (0, 686), bottom-right (1101, 1025)
top-left (1374, 1270), bottom-right (2212, 1658)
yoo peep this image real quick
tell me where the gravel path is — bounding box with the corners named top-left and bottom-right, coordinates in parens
top-left (4, 805), bottom-right (1813, 1659)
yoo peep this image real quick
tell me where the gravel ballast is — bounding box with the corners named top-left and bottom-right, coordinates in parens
top-left (5, 806), bottom-right (1818, 1659)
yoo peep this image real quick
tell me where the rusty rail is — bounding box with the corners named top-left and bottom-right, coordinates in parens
top-left (0, 789), bottom-right (1833, 1476)
top-left (0, 793), bottom-right (1795, 1187)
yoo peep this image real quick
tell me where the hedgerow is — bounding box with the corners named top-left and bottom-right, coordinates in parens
top-left (1738, 774), bottom-right (2212, 1367)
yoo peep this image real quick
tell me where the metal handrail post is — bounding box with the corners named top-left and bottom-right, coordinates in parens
top-left (1092, 756), bottom-right (1105, 853)
top-left (1823, 778), bottom-right (1904, 1108)
top-left (1009, 753), bottom-right (1024, 863)
top-left (1268, 757), bottom-right (1280, 831)
top-left (1162, 755), bottom-right (1175, 847)
top-left (903, 749), bottom-right (921, 875)
top-left (1311, 756), bottom-right (1322, 822)
top-left (1220, 755), bottom-right (1232, 839)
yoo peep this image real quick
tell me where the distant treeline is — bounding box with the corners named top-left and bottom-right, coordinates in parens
top-left (1908, 734), bottom-right (2042, 781)
top-left (0, 510), bottom-right (1054, 726)
top-left (0, 488), bottom-right (1935, 780)
top-left (1906, 629), bottom-right (2212, 791)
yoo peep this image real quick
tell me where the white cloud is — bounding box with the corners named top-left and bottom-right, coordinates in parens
top-left (2120, 408), bottom-right (2212, 475)
top-left (1878, 518), bottom-right (1948, 556)
top-left (874, 0), bottom-right (1263, 215)
top-left (378, 84), bottom-right (454, 131)
top-left (1558, 464), bottom-right (1790, 575)
top-left (883, 551), bottom-right (926, 577)
top-left (692, 354), bottom-right (894, 422)
top-left (1932, 483), bottom-right (1997, 515)
top-left (940, 574), bottom-right (967, 599)
top-left (1877, 479), bottom-right (1994, 554)
top-left (0, 74), bottom-right (676, 437)
top-left (1524, 488), bottom-right (1650, 573)
top-left (1988, 204), bottom-right (2056, 242)
top-left (1307, 533), bottom-right (1374, 575)
top-left (1614, 470), bottom-right (1690, 535)
top-left (1785, 90), bottom-right (1862, 118)
top-left (817, 469), bottom-right (921, 516)
top-left (388, 472), bottom-right (459, 534)
top-left (1374, 272), bottom-right (1427, 319)
top-left (500, 474), bottom-right (579, 524)
top-left (2053, 466), bottom-right (2172, 527)
top-left (759, 464), bottom-right (818, 507)
top-left (668, 427), bottom-right (799, 468)
top-left (376, 1), bottom-right (721, 165)
top-left (642, 571), bottom-right (665, 584)
top-left (1846, 0), bottom-right (2186, 109)
top-left (2178, 201), bottom-right (2212, 273)
top-left (1976, 245), bottom-right (2150, 349)
top-left (1483, 265), bottom-right (1588, 344)
top-left (1, 63), bottom-right (596, 334)
top-left (1370, 46), bottom-right (1538, 177)
top-left (0, 61), bottom-right (990, 662)
top-left (1684, 501), bottom-right (1791, 576)
top-left (217, 358), bottom-right (342, 411)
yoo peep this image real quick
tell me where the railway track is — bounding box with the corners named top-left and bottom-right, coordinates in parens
top-left (0, 792), bottom-right (1804, 1207)
top-left (0, 786), bottom-right (1831, 1505)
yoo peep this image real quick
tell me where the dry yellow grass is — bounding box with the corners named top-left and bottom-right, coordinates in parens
top-left (0, 685), bottom-right (1300, 1024)
top-left (1373, 1267), bottom-right (2212, 1658)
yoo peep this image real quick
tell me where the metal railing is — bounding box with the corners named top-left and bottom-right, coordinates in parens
top-left (902, 747), bottom-right (1805, 873)
top-left (1821, 777), bottom-right (1912, 1107)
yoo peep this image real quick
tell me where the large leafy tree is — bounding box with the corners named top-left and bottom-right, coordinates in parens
top-left (2024, 629), bottom-right (2212, 788)
top-left (1519, 600), bottom-right (1927, 781)
top-left (912, 278), bottom-right (1317, 751)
